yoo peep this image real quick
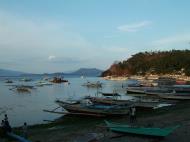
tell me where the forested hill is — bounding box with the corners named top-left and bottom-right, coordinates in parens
top-left (101, 50), bottom-right (190, 77)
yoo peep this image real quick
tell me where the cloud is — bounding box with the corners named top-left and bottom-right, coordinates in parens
top-left (48, 55), bottom-right (56, 61)
top-left (0, 10), bottom-right (145, 73)
top-left (48, 56), bottom-right (85, 64)
top-left (152, 34), bottom-right (190, 46)
top-left (0, 10), bottom-right (100, 72)
top-left (117, 21), bottom-right (152, 32)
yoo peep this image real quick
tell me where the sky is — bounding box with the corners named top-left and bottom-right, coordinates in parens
top-left (0, 0), bottom-right (190, 73)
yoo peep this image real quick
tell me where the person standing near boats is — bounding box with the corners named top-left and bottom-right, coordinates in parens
top-left (129, 106), bottom-right (136, 123)
top-left (1, 120), bottom-right (6, 136)
top-left (4, 114), bottom-right (12, 132)
top-left (23, 122), bottom-right (28, 138)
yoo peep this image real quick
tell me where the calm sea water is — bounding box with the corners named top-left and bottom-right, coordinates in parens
top-left (0, 76), bottom-right (133, 127)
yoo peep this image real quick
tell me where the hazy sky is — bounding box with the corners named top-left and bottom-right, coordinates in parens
top-left (0, 0), bottom-right (190, 73)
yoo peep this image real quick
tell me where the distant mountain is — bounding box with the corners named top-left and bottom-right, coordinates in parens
top-left (68, 68), bottom-right (103, 77)
top-left (0, 69), bottom-right (25, 76)
top-left (0, 68), bottom-right (103, 77)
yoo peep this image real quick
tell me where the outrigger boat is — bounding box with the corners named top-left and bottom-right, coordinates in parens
top-left (99, 92), bottom-right (121, 97)
top-left (105, 120), bottom-right (179, 137)
top-left (157, 93), bottom-right (190, 100)
top-left (88, 96), bottom-right (173, 110)
top-left (126, 87), bottom-right (149, 94)
top-left (55, 100), bottom-right (129, 117)
top-left (82, 81), bottom-right (102, 88)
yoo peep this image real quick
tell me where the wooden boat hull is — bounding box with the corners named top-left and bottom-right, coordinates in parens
top-left (105, 120), bottom-right (179, 137)
top-left (89, 97), bottom-right (169, 110)
top-left (89, 97), bottom-right (131, 106)
top-left (158, 94), bottom-right (190, 100)
top-left (61, 104), bottom-right (129, 117)
top-left (100, 92), bottom-right (121, 97)
top-left (127, 89), bottom-right (145, 94)
top-left (126, 87), bottom-right (148, 94)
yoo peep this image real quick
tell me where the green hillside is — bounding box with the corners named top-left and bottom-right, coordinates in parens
top-left (102, 50), bottom-right (190, 76)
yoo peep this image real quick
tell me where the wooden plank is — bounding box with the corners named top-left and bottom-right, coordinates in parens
top-left (43, 109), bottom-right (105, 117)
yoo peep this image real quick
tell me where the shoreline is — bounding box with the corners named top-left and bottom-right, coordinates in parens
top-left (102, 75), bottom-right (190, 82)
top-left (6, 100), bottom-right (190, 142)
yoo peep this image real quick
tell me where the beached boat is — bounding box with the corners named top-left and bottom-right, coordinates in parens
top-left (88, 97), bottom-right (131, 106)
top-left (126, 87), bottom-right (147, 94)
top-left (145, 88), bottom-right (190, 100)
top-left (157, 93), bottom-right (190, 100)
top-left (105, 120), bottom-right (179, 137)
top-left (145, 88), bottom-right (174, 96)
top-left (99, 92), bottom-right (121, 97)
top-left (88, 97), bottom-right (172, 110)
top-left (169, 85), bottom-right (190, 93)
top-left (57, 102), bottom-right (129, 117)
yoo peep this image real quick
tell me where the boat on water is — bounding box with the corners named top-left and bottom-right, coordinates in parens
top-left (36, 81), bottom-right (52, 86)
top-left (9, 85), bottom-right (35, 93)
top-left (55, 99), bottom-right (80, 105)
top-left (20, 78), bottom-right (32, 82)
top-left (105, 120), bottom-right (179, 137)
top-left (82, 81), bottom-right (102, 88)
top-left (5, 80), bottom-right (13, 83)
top-left (50, 77), bottom-right (69, 83)
top-left (16, 87), bottom-right (31, 93)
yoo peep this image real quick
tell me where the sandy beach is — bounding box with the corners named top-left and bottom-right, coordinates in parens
top-left (3, 100), bottom-right (189, 142)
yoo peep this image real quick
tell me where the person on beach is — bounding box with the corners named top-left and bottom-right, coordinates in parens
top-left (1, 120), bottom-right (6, 136)
top-left (4, 114), bottom-right (8, 122)
top-left (23, 122), bottom-right (28, 138)
top-left (4, 114), bottom-right (12, 132)
top-left (129, 106), bottom-right (136, 123)
top-left (1, 120), bottom-right (5, 128)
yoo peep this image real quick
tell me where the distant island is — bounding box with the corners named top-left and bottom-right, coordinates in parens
top-left (67, 68), bottom-right (103, 77)
top-left (0, 68), bottom-right (103, 77)
top-left (0, 69), bottom-right (25, 77)
top-left (102, 50), bottom-right (190, 77)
